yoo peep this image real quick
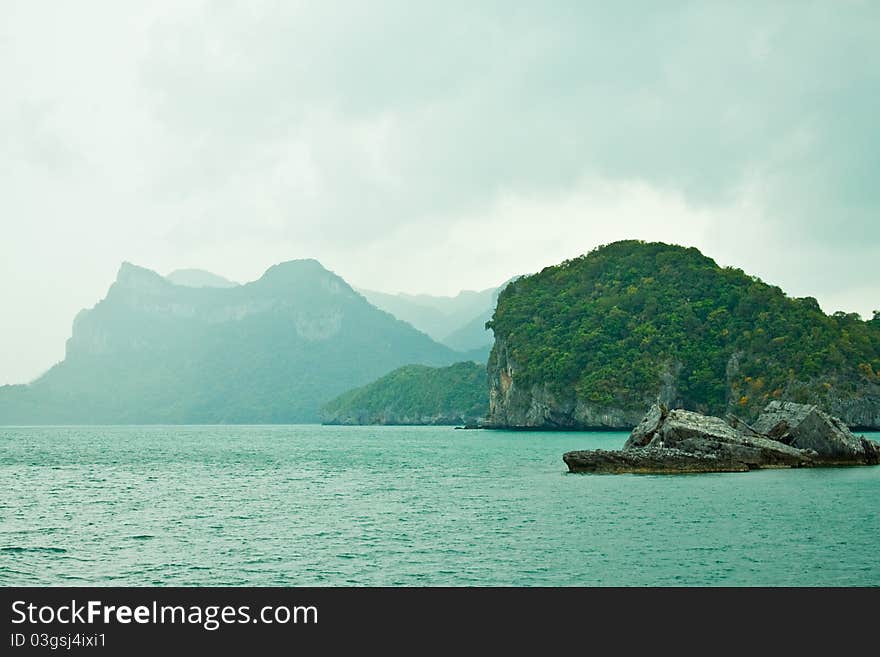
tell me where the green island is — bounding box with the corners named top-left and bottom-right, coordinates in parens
top-left (486, 240), bottom-right (880, 429)
top-left (321, 361), bottom-right (487, 426)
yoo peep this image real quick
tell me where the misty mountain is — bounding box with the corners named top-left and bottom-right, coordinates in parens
top-left (166, 268), bottom-right (239, 288)
top-left (359, 285), bottom-right (500, 354)
top-left (0, 259), bottom-right (462, 423)
top-left (439, 311), bottom-right (494, 360)
top-left (439, 282), bottom-right (521, 358)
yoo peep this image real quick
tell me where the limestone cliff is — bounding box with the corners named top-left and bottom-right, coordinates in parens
top-left (486, 336), bottom-right (655, 429)
top-left (487, 333), bottom-right (880, 430)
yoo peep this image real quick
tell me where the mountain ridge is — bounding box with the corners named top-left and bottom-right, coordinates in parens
top-left (359, 285), bottom-right (500, 349)
top-left (1, 259), bottom-right (464, 424)
top-left (166, 268), bottom-right (239, 288)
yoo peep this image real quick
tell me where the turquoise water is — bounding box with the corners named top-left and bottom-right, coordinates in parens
top-left (1, 426), bottom-right (879, 586)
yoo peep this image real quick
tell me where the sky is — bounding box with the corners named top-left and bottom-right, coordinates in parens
top-left (1, 1), bottom-right (879, 384)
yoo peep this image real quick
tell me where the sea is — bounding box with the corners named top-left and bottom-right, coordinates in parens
top-left (2, 425), bottom-right (878, 586)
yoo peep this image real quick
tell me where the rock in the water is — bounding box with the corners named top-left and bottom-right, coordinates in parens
top-left (563, 447), bottom-right (751, 474)
top-left (752, 401), bottom-right (869, 463)
top-left (650, 408), bottom-right (749, 448)
top-left (565, 401), bottom-right (879, 475)
top-left (650, 409), bottom-right (811, 469)
top-left (859, 437), bottom-right (880, 465)
top-left (623, 403), bottom-right (666, 449)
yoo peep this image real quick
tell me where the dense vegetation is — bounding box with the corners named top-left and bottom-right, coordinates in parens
top-left (0, 260), bottom-right (463, 424)
top-left (487, 241), bottom-right (880, 421)
top-left (321, 362), bottom-right (487, 425)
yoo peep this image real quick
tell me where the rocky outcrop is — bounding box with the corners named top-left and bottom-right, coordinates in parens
top-left (752, 400), bottom-right (880, 464)
top-left (779, 386), bottom-right (880, 432)
top-left (563, 447), bottom-right (755, 474)
top-left (564, 402), bottom-right (880, 474)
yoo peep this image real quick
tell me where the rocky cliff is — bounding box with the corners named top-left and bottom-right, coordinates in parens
top-left (486, 337), bottom-right (644, 429)
top-left (485, 241), bottom-right (880, 430)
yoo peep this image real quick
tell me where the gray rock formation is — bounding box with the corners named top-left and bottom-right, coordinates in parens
top-left (563, 447), bottom-right (754, 474)
top-left (623, 403), bottom-right (665, 449)
top-left (564, 402), bottom-right (880, 474)
top-left (751, 400), bottom-right (876, 463)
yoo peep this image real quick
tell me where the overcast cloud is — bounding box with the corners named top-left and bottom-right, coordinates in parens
top-left (2, 1), bottom-right (878, 384)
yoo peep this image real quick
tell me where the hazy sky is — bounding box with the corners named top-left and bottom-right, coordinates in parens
top-left (2, 1), bottom-right (879, 384)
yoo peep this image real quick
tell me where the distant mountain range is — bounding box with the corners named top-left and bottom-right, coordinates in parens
top-left (360, 282), bottom-right (513, 360)
top-left (0, 260), bottom-right (474, 424)
top-left (8, 241), bottom-right (871, 430)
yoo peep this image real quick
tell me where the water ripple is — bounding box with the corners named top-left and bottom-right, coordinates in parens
top-left (1, 425), bottom-right (879, 586)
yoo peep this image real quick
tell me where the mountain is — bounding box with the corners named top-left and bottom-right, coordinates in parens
top-left (439, 282), bottom-right (520, 358)
top-left (441, 309), bottom-right (493, 354)
top-left (0, 259), bottom-right (461, 424)
top-left (166, 268), bottom-right (238, 288)
top-left (359, 286), bottom-right (499, 349)
top-left (321, 361), bottom-right (487, 425)
top-left (486, 240), bottom-right (880, 430)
